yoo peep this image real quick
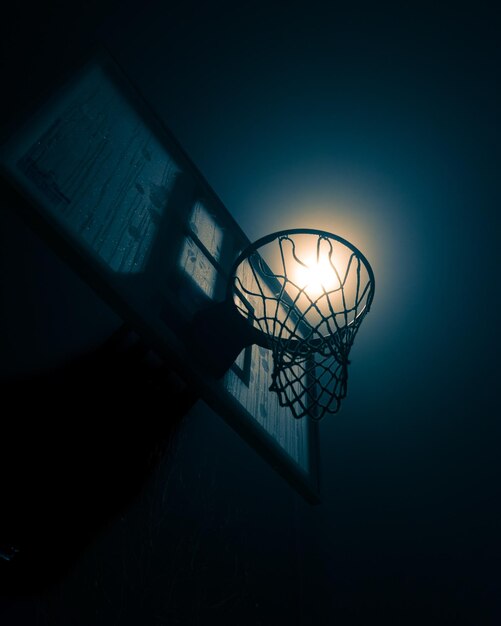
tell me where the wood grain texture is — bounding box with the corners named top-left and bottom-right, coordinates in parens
top-left (0, 53), bottom-right (319, 499)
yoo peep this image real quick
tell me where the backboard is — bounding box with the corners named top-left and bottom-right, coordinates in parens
top-left (0, 50), bottom-right (320, 502)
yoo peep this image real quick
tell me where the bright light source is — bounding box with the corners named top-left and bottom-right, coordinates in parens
top-left (295, 254), bottom-right (339, 297)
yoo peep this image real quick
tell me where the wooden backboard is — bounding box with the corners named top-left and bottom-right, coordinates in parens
top-left (0, 50), bottom-right (320, 503)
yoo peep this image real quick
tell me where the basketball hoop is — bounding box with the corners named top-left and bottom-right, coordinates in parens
top-left (229, 229), bottom-right (375, 419)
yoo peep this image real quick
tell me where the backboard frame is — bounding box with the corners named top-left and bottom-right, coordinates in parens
top-left (0, 47), bottom-right (321, 503)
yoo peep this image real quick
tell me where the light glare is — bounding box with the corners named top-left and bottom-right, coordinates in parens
top-left (295, 255), bottom-right (339, 297)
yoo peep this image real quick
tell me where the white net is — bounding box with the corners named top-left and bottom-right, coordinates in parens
top-left (231, 230), bottom-right (375, 419)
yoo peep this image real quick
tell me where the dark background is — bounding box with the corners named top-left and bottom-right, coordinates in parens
top-left (1, 1), bottom-right (500, 624)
